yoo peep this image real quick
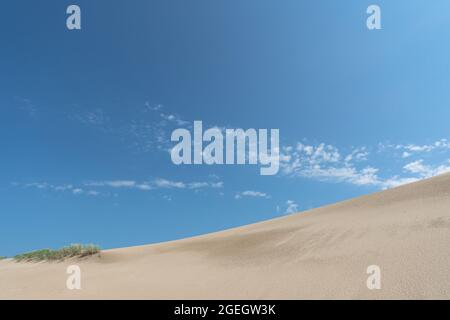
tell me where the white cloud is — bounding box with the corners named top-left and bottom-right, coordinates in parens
top-left (281, 143), bottom-right (382, 187)
top-left (345, 147), bottom-right (369, 163)
top-left (24, 182), bottom-right (50, 189)
top-left (86, 180), bottom-right (137, 188)
top-left (85, 180), bottom-right (155, 192)
top-left (152, 179), bottom-right (224, 190)
top-left (285, 200), bottom-right (299, 214)
top-left (210, 182), bottom-right (224, 188)
top-left (160, 113), bottom-right (189, 126)
top-left (189, 182), bottom-right (222, 189)
top-left (379, 176), bottom-right (420, 189)
top-left (54, 184), bottom-right (73, 191)
top-left (349, 167), bottom-right (380, 186)
top-left (144, 102), bottom-right (163, 112)
top-left (235, 190), bottom-right (270, 199)
top-left (136, 184), bottom-right (153, 191)
top-left (404, 160), bottom-right (429, 175)
top-left (188, 182), bottom-right (210, 189)
top-left (300, 166), bottom-right (376, 185)
top-left (280, 139), bottom-right (450, 190)
top-left (84, 178), bottom-right (223, 192)
top-left (72, 188), bottom-right (83, 195)
top-left (154, 178), bottom-right (186, 189)
top-left (402, 151), bottom-right (412, 158)
top-left (392, 139), bottom-right (450, 155)
top-left (20, 182), bottom-right (103, 196)
top-left (404, 159), bottom-right (450, 178)
top-left (296, 142), bottom-right (341, 165)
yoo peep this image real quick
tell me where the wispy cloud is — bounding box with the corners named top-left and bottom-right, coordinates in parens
top-left (189, 181), bottom-right (224, 189)
top-left (71, 108), bottom-right (110, 130)
top-left (83, 178), bottom-right (224, 192)
top-left (16, 97), bottom-right (37, 117)
top-left (153, 178), bottom-right (186, 189)
top-left (235, 190), bottom-right (271, 199)
top-left (85, 180), bottom-right (155, 191)
top-left (380, 139), bottom-right (450, 156)
top-left (285, 200), bottom-right (299, 214)
top-left (403, 159), bottom-right (450, 178)
top-left (126, 102), bottom-right (191, 153)
top-left (159, 113), bottom-right (189, 126)
top-left (72, 188), bottom-right (84, 195)
top-left (14, 176), bottom-right (224, 197)
top-left (378, 176), bottom-right (420, 189)
top-left (85, 180), bottom-right (137, 188)
top-left (19, 182), bottom-right (100, 196)
top-left (153, 178), bottom-right (224, 190)
top-left (144, 102), bottom-right (163, 112)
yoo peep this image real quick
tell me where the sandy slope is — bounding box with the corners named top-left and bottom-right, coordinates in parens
top-left (1, 174), bottom-right (450, 300)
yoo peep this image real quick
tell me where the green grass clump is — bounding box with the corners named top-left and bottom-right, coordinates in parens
top-left (0, 256), bottom-right (7, 260)
top-left (13, 244), bottom-right (100, 262)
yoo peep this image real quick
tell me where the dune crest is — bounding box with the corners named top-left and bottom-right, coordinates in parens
top-left (1, 173), bottom-right (450, 299)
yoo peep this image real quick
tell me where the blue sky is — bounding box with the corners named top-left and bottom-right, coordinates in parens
top-left (1, 1), bottom-right (450, 256)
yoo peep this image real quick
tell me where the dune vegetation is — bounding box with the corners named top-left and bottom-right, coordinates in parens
top-left (13, 244), bottom-right (100, 262)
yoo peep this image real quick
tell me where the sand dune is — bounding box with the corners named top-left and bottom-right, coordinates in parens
top-left (1, 173), bottom-right (450, 299)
